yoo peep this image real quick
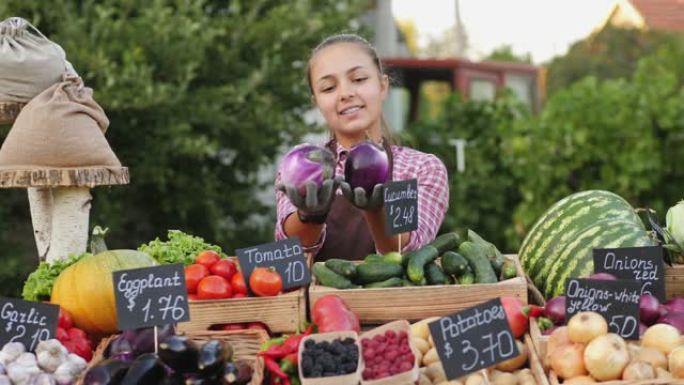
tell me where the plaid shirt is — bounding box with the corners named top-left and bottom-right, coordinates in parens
top-left (275, 141), bottom-right (449, 256)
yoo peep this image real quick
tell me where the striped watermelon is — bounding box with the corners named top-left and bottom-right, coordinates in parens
top-left (519, 190), bottom-right (656, 298)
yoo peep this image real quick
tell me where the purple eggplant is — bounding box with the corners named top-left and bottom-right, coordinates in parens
top-left (197, 340), bottom-right (231, 376)
top-left (120, 353), bottom-right (165, 385)
top-left (280, 143), bottom-right (335, 194)
top-left (83, 359), bottom-right (131, 385)
top-left (545, 296), bottom-right (566, 325)
top-left (657, 311), bottom-right (684, 333)
top-left (105, 335), bottom-right (133, 359)
top-left (158, 336), bottom-right (199, 374)
top-left (640, 294), bottom-right (661, 325)
top-left (344, 141), bottom-right (389, 193)
top-left (121, 324), bottom-right (175, 356)
top-left (222, 360), bottom-right (253, 385)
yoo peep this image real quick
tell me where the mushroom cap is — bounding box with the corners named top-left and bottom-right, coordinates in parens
top-left (0, 76), bottom-right (128, 188)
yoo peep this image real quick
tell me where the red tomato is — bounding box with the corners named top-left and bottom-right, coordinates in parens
top-left (232, 293), bottom-right (247, 298)
top-left (249, 267), bottom-right (283, 297)
top-left (197, 276), bottom-right (232, 300)
top-left (231, 272), bottom-right (248, 296)
top-left (221, 323), bottom-right (247, 331)
top-left (184, 264), bottom-right (209, 294)
top-left (61, 340), bottom-right (77, 354)
top-left (210, 259), bottom-right (237, 281)
top-left (56, 327), bottom-right (69, 342)
top-left (58, 308), bottom-right (73, 330)
top-left (195, 250), bottom-right (221, 268)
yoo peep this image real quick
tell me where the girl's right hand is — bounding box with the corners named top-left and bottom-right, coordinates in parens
top-left (340, 181), bottom-right (384, 210)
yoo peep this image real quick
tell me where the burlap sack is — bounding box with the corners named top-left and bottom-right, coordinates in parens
top-left (0, 76), bottom-right (123, 170)
top-left (0, 17), bottom-right (76, 104)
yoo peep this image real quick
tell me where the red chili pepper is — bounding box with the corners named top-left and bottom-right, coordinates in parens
top-left (524, 304), bottom-right (545, 318)
top-left (303, 323), bottom-right (314, 336)
top-left (281, 334), bottom-right (304, 354)
top-left (264, 356), bottom-right (289, 380)
top-left (259, 343), bottom-right (291, 360)
top-left (283, 352), bottom-right (298, 366)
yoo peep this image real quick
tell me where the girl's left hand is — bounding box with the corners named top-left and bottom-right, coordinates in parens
top-left (340, 182), bottom-right (384, 210)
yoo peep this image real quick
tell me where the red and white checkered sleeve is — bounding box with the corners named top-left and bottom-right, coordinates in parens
top-left (274, 170), bottom-right (327, 254)
top-left (402, 155), bottom-right (449, 252)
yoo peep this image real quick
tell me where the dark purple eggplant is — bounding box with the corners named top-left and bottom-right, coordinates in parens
top-left (105, 335), bottom-right (134, 359)
top-left (157, 373), bottom-right (184, 385)
top-left (121, 324), bottom-right (176, 356)
top-left (344, 141), bottom-right (389, 194)
top-left (120, 353), bottom-right (165, 385)
top-left (221, 360), bottom-right (253, 385)
top-left (83, 359), bottom-right (131, 385)
top-left (158, 335), bottom-right (199, 374)
top-left (185, 374), bottom-right (221, 385)
top-left (198, 340), bottom-right (232, 375)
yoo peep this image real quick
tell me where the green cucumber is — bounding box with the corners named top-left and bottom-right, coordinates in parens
top-left (441, 251), bottom-right (469, 276)
top-left (380, 251), bottom-right (403, 265)
top-left (425, 262), bottom-right (449, 285)
top-left (324, 259), bottom-right (357, 280)
top-left (356, 262), bottom-right (403, 284)
top-left (364, 254), bottom-right (384, 263)
top-left (312, 262), bottom-right (359, 289)
top-left (500, 260), bottom-right (518, 281)
top-left (429, 232), bottom-right (461, 254)
top-left (468, 229), bottom-right (504, 276)
top-left (458, 241), bottom-right (497, 284)
top-left (406, 245), bottom-right (439, 283)
top-left (458, 272), bottom-right (475, 285)
top-left (364, 277), bottom-right (403, 288)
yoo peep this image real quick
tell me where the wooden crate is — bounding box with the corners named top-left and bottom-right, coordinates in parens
top-left (666, 263), bottom-right (684, 299)
top-left (178, 287), bottom-right (307, 334)
top-left (525, 334), bottom-right (551, 385)
top-left (529, 317), bottom-right (548, 369)
top-left (77, 329), bottom-right (266, 385)
top-left (308, 255), bottom-right (527, 324)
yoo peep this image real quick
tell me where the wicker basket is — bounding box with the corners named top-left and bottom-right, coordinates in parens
top-left (76, 329), bottom-right (267, 385)
top-left (0, 102), bottom-right (24, 125)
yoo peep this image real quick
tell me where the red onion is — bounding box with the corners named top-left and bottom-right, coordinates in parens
top-left (657, 311), bottom-right (684, 333)
top-left (666, 298), bottom-right (684, 313)
top-left (344, 141), bottom-right (389, 193)
top-left (640, 294), bottom-right (661, 325)
top-left (280, 143), bottom-right (335, 194)
top-left (545, 296), bottom-right (566, 325)
top-left (589, 272), bottom-right (617, 280)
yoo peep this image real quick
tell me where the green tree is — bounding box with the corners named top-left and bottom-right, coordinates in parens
top-left (485, 44), bottom-right (532, 64)
top-left (403, 92), bottom-right (527, 252)
top-left (0, 0), bottom-right (365, 296)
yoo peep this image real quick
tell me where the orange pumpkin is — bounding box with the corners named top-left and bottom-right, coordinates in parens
top-left (51, 250), bottom-right (156, 334)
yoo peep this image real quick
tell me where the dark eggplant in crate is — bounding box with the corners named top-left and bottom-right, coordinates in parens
top-left (158, 335), bottom-right (200, 374)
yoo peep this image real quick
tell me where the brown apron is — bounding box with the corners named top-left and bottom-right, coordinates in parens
top-left (316, 141), bottom-right (394, 262)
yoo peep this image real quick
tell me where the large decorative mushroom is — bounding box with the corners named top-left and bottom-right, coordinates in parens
top-left (0, 75), bottom-right (128, 263)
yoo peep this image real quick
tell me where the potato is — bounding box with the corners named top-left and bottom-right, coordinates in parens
top-left (550, 343), bottom-right (587, 380)
top-left (415, 348), bottom-right (424, 366)
top-left (429, 333), bottom-right (434, 348)
top-left (423, 347), bottom-right (440, 366)
top-left (413, 337), bottom-right (431, 354)
top-left (495, 340), bottom-right (528, 372)
top-left (515, 369), bottom-right (537, 385)
top-left (419, 373), bottom-right (432, 385)
top-left (436, 382), bottom-right (463, 385)
top-left (464, 374), bottom-right (485, 385)
top-left (491, 372), bottom-right (517, 385)
top-left (426, 362), bottom-right (447, 383)
top-left (669, 345), bottom-right (684, 378)
top-left (411, 317), bottom-right (440, 340)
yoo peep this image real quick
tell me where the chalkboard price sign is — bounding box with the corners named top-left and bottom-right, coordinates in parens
top-left (236, 237), bottom-right (311, 294)
top-left (383, 179), bottom-right (419, 236)
top-left (113, 263), bottom-right (190, 331)
top-left (0, 298), bottom-right (59, 352)
top-left (593, 246), bottom-right (665, 302)
top-left (428, 298), bottom-right (519, 380)
top-left (565, 278), bottom-right (641, 340)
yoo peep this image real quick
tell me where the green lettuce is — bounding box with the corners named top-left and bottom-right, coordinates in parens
top-left (22, 253), bottom-right (89, 301)
top-left (138, 230), bottom-right (224, 265)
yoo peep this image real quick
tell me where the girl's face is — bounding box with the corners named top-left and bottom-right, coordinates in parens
top-left (309, 43), bottom-right (389, 141)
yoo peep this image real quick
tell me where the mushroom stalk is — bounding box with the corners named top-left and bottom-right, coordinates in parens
top-left (27, 187), bottom-right (53, 261)
top-left (44, 187), bottom-right (91, 263)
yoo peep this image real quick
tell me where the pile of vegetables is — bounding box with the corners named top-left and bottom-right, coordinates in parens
top-left (546, 311), bottom-right (684, 382)
top-left (85, 325), bottom-right (253, 385)
top-left (313, 230), bottom-right (517, 290)
top-left (410, 314), bottom-right (537, 385)
top-left (54, 308), bottom-right (93, 362)
top-left (0, 340), bottom-right (88, 385)
top-left (138, 230), bottom-right (224, 266)
top-left (22, 253), bottom-right (88, 302)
